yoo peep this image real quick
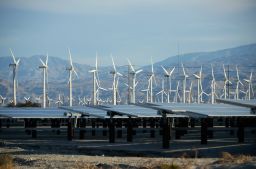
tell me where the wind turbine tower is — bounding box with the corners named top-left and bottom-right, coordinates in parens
top-left (161, 66), bottom-right (175, 103)
top-left (39, 54), bottom-right (48, 108)
top-left (244, 71), bottom-right (253, 100)
top-left (127, 59), bottom-right (143, 104)
top-left (66, 49), bottom-right (78, 107)
top-left (181, 63), bottom-right (189, 103)
top-left (89, 54), bottom-right (99, 105)
top-left (193, 66), bottom-right (202, 104)
top-left (110, 56), bottom-right (122, 105)
top-left (9, 49), bottom-right (20, 106)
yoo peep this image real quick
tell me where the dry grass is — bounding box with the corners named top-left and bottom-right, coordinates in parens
top-left (0, 154), bottom-right (13, 169)
top-left (219, 152), bottom-right (253, 164)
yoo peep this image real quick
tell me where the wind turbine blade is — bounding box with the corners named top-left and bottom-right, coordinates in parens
top-left (46, 53), bottom-right (49, 66)
top-left (193, 74), bottom-right (200, 79)
top-left (223, 64), bottom-right (227, 79)
top-left (95, 53), bottom-right (98, 70)
top-left (151, 57), bottom-right (154, 73)
top-left (68, 48), bottom-right (73, 66)
top-left (135, 69), bottom-right (143, 74)
top-left (117, 72), bottom-right (123, 76)
top-left (161, 65), bottom-right (169, 75)
top-left (249, 72), bottom-right (253, 81)
top-left (89, 70), bottom-right (96, 73)
top-left (16, 59), bottom-right (20, 65)
top-left (127, 58), bottom-right (135, 72)
top-left (9, 48), bottom-right (16, 63)
top-left (40, 58), bottom-right (45, 66)
top-left (181, 63), bottom-right (186, 76)
top-left (170, 67), bottom-right (175, 76)
top-left (111, 56), bottom-right (116, 71)
top-left (74, 69), bottom-right (79, 78)
top-left (198, 66), bottom-right (202, 78)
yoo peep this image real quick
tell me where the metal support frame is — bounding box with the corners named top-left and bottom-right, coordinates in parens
top-left (237, 117), bottom-right (244, 143)
top-left (161, 111), bottom-right (170, 149)
top-left (201, 118), bottom-right (208, 144)
top-left (127, 117), bottom-right (133, 142)
top-left (67, 117), bottom-right (73, 141)
top-left (207, 118), bottom-right (213, 138)
top-left (108, 112), bottom-right (115, 143)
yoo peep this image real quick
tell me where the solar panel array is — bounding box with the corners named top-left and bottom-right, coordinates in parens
top-left (147, 102), bottom-right (256, 118)
top-left (0, 100), bottom-right (255, 119)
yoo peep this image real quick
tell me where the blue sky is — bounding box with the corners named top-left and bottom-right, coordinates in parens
top-left (0, 0), bottom-right (255, 66)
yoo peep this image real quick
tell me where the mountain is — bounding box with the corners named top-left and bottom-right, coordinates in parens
top-left (0, 43), bottom-right (255, 104)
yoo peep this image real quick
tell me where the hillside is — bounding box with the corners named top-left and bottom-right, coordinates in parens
top-left (0, 43), bottom-right (255, 104)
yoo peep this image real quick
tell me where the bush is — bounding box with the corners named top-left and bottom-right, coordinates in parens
top-left (220, 152), bottom-right (253, 164)
top-left (160, 163), bottom-right (181, 169)
top-left (0, 154), bottom-right (13, 169)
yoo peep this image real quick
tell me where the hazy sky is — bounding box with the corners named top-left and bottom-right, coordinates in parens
top-left (0, 0), bottom-right (255, 66)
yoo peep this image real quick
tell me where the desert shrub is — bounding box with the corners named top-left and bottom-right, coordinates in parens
top-left (160, 163), bottom-right (181, 169)
top-left (0, 154), bottom-right (13, 169)
top-left (219, 152), bottom-right (253, 164)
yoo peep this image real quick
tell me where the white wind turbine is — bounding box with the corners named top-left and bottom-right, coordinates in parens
top-left (0, 95), bottom-right (6, 105)
top-left (222, 64), bottom-right (232, 99)
top-left (89, 53), bottom-right (101, 105)
top-left (235, 66), bottom-right (243, 100)
top-left (244, 71), bottom-right (254, 100)
top-left (188, 81), bottom-right (193, 103)
top-left (193, 66), bottom-right (202, 104)
top-left (24, 97), bottom-right (30, 103)
top-left (210, 65), bottom-right (217, 104)
top-left (127, 59), bottom-right (143, 104)
top-left (66, 49), bottom-right (78, 107)
top-left (181, 63), bottom-right (189, 103)
top-left (174, 81), bottom-right (181, 103)
top-left (110, 56), bottom-right (123, 105)
top-left (161, 66), bottom-right (175, 103)
top-left (39, 54), bottom-right (48, 108)
top-left (148, 57), bottom-right (157, 103)
top-left (156, 78), bottom-right (166, 103)
top-left (55, 94), bottom-right (63, 107)
top-left (9, 49), bottom-right (20, 106)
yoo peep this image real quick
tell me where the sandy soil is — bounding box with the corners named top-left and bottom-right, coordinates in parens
top-left (1, 147), bottom-right (256, 169)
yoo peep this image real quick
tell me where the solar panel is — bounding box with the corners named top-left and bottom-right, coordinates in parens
top-left (216, 99), bottom-right (256, 109)
top-left (148, 103), bottom-right (255, 118)
top-left (102, 104), bottom-right (187, 118)
top-left (0, 107), bottom-right (68, 118)
top-left (59, 106), bottom-right (107, 118)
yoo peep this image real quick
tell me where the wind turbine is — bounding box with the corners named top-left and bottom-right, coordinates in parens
top-left (235, 66), bottom-right (243, 100)
top-left (244, 71), bottom-right (254, 100)
top-left (127, 59), bottom-right (143, 104)
top-left (0, 95), bottom-right (6, 105)
top-left (55, 94), bottom-right (63, 107)
top-left (9, 49), bottom-right (20, 106)
top-left (156, 78), bottom-right (166, 103)
top-left (89, 53), bottom-right (105, 105)
top-left (210, 65), bottom-right (217, 104)
top-left (24, 97), bottom-right (30, 103)
top-left (39, 54), bottom-right (48, 108)
top-left (148, 57), bottom-right (157, 103)
top-left (161, 65), bottom-right (175, 103)
top-left (66, 49), bottom-right (78, 107)
top-left (223, 64), bottom-right (232, 99)
top-left (174, 81), bottom-right (181, 103)
top-left (181, 63), bottom-right (189, 103)
top-left (193, 66), bottom-right (202, 103)
top-left (110, 56), bottom-right (122, 105)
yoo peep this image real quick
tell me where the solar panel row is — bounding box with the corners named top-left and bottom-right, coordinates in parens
top-left (0, 99), bottom-right (255, 119)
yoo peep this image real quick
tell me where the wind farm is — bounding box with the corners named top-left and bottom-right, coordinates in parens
top-left (0, 0), bottom-right (256, 168)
